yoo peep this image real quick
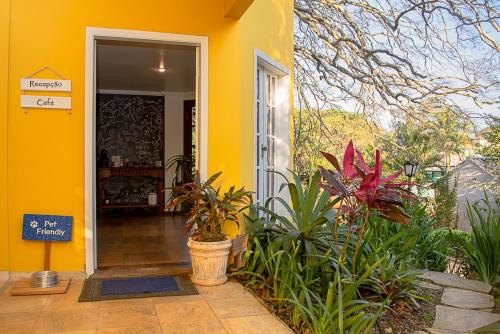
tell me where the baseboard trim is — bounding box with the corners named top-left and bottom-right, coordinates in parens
top-left (0, 271), bottom-right (9, 291)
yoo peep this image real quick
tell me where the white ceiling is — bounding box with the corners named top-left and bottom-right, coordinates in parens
top-left (96, 40), bottom-right (196, 92)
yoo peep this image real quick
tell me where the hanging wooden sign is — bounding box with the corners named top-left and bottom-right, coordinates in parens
top-left (21, 95), bottom-right (72, 110)
top-left (20, 78), bottom-right (71, 92)
top-left (21, 66), bottom-right (72, 113)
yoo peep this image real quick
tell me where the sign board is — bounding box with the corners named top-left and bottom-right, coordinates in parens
top-left (21, 78), bottom-right (71, 92)
top-left (22, 214), bottom-right (73, 242)
top-left (21, 95), bottom-right (72, 110)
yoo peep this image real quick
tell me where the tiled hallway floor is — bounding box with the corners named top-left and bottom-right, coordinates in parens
top-left (0, 278), bottom-right (292, 334)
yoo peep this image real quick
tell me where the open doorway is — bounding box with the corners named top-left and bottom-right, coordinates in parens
top-left (94, 40), bottom-right (197, 274)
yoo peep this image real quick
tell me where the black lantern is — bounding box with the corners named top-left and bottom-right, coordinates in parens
top-left (403, 161), bottom-right (419, 180)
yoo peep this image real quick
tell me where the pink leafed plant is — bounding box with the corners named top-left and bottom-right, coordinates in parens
top-left (318, 140), bottom-right (415, 271)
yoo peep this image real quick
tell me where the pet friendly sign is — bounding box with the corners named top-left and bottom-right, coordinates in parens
top-left (22, 214), bottom-right (73, 242)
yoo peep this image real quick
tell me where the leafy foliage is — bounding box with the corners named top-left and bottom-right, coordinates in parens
top-left (432, 172), bottom-right (458, 229)
top-left (478, 116), bottom-right (500, 162)
top-left (293, 108), bottom-right (380, 178)
top-left (360, 253), bottom-right (421, 308)
top-left (477, 116), bottom-right (500, 197)
top-left (241, 229), bottom-right (380, 334)
top-left (318, 140), bottom-right (415, 274)
top-left (365, 202), bottom-right (448, 273)
top-left (287, 271), bottom-right (380, 334)
top-left (465, 195), bottom-right (500, 284)
top-left (164, 155), bottom-right (194, 213)
top-left (319, 140), bottom-right (414, 225)
top-left (433, 228), bottom-right (471, 276)
top-left (166, 172), bottom-right (252, 242)
top-left (378, 105), bottom-right (473, 175)
top-left (237, 141), bottom-right (427, 333)
top-left (241, 171), bottom-right (339, 297)
top-left (406, 205), bottom-right (448, 272)
top-left (237, 140), bottom-right (500, 333)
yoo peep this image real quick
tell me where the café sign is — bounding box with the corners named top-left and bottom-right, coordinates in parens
top-left (21, 66), bottom-right (72, 112)
top-left (20, 78), bottom-right (71, 92)
top-left (22, 214), bottom-right (73, 242)
top-left (21, 95), bottom-right (72, 110)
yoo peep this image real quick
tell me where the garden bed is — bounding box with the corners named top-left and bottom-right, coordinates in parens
top-left (232, 141), bottom-right (499, 334)
top-left (369, 286), bottom-right (442, 334)
top-left (238, 277), bottom-right (442, 334)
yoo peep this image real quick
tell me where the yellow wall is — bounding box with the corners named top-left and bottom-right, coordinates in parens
top-left (221, 0), bottom-right (294, 237)
top-left (4, 0), bottom-right (293, 272)
top-left (239, 0), bottom-right (295, 189)
top-left (0, 0), bottom-right (11, 272)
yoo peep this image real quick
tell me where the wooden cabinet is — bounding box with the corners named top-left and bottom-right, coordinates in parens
top-left (98, 167), bottom-right (164, 216)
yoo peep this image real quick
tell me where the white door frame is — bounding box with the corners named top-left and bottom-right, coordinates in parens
top-left (84, 27), bottom-right (208, 276)
top-left (253, 49), bottom-right (291, 207)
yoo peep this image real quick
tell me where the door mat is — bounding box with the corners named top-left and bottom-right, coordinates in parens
top-left (78, 275), bottom-right (198, 302)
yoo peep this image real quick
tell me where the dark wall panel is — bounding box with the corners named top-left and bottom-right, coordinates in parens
top-left (96, 94), bottom-right (164, 166)
top-left (96, 94), bottom-right (164, 206)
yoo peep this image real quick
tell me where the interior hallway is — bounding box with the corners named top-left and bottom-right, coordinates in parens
top-left (97, 215), bottom-right (190, 269)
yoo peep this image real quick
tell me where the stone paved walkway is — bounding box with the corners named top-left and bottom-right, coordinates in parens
top-left (0, 277), bottom-right (292, 334)
top-left (417, 271), bottom-right (500, 333)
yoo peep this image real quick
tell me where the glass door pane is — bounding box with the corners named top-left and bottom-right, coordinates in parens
top-left (255, 66), bottom-right (278, 207)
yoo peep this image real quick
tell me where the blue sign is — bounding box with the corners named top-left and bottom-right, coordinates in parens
top-left (22, 214), bottom-right (73, 242)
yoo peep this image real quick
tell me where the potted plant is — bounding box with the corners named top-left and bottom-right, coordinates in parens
top-left (167, 171), bottom-right (252, 286)
top-left (164, 154), bottom-right (194, 214)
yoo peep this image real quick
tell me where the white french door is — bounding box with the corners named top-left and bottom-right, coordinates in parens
top-left (255, 66), bottom-right (278, 207)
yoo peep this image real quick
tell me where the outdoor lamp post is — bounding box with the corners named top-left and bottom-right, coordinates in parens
top-left (403, 161), bottom-right (419, 181)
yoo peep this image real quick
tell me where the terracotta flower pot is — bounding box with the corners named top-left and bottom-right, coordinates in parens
top-left (187, 236), bottom-right (232, 286)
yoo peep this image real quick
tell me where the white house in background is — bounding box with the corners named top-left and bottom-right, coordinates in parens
top-left (449, 157), bottom-right (499, 231)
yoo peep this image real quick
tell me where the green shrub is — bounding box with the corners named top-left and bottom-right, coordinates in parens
top-left (432, 172), bottom-right (458, 228)
top-left (433, 228), bottom-right (471, 275)
top-left (353, 229), bottom-right (422, 308)
top-left (256, 170), bottom-right (338, 259)
top-left (238, 171), bottom-right (340, 300)
top-left (241, 171), bottom-right (339, 290)
top-left (365, 202), bottom-right (448, 272)
top-left (408, 204), bottom-right (449, 271)
top-left (465, 196), bottom-right (500, 284)
top-left (241, 234), bottom-right (325, 303)
top-left (241, 223), bottom-right (380, 334)
top-left (238, 170), bottom-right (383, 332)
top-left (287, 269), bottom-right (380, 334)
top-left (238, 141), bottom-right (434, 333)
top-left (360, 253), bottom-right (421, 307)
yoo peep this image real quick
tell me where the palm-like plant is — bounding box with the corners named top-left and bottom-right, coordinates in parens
top-left (240, 170), bottom-right (340, 299)
top-left (259, 170), bottom-right (338, 241)
top-left (252, 171), bottom-right (340, 264)
top-left (167, 172), bottom-right (252, 242)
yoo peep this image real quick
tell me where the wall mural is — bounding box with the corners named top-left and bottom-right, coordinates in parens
top-left (96, 94), bottom-right (164, 205)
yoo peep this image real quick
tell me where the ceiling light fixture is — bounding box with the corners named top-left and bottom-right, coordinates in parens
top-left (157, 66), bottom-right (166, 73)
